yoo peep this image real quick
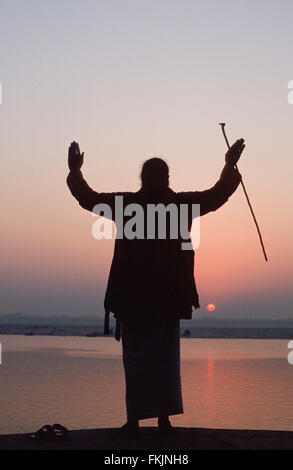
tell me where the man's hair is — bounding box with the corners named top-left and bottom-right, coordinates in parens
top-left (140, 157), bottom-right (169, 190)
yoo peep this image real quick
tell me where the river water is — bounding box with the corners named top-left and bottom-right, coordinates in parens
top-left (0, 335), bottom-right (292, 434)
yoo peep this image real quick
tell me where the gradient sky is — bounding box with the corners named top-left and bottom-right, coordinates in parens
top-left (1, 0), bottom-right (292, 319)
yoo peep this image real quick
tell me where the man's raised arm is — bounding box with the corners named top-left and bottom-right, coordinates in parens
top-left (66, 141), bottom-right (119, 215)
top-left (177, 138), bottom-right (245, 215)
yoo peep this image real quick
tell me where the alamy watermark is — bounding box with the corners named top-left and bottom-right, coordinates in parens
top-left (288, 80), bottom-right (293, 104)
top-left (91, 196), bottom-right (200, 250)
top-left (288, 341), bottom-right (293, 364)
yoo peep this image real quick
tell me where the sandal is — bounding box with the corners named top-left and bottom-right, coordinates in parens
top-left (28, 425), bottom-right (56, 440)
top-left (28, 423), bottom-right (70, 440)
top-left (52, 423), bottom-right (70, 439)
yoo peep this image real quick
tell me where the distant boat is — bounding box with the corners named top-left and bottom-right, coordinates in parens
top-left (86, 332), bottom-right (100, 337)
top-left (25, 331), bottom-right (34, 336)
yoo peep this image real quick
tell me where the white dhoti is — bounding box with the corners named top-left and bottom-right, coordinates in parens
top-left (121, 317), bottom-right (183, 420)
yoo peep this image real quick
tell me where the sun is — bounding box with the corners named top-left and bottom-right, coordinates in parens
top-left (206, 303), bottom-right (216, 312)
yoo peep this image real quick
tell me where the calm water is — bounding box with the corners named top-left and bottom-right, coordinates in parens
top-left (0, 335), bottom-right (292, 434)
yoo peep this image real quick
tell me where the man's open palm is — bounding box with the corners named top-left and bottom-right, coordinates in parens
top-left (225, 138), bottom-right (245, 167)
top-left (68, 141), bottom-right (84, 171)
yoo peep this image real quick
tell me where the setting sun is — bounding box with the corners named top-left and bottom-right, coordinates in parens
top-left (207, 304), bottom-right (216, 312)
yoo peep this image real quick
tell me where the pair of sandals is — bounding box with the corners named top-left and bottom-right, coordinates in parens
top-left (28, 423), bottom-right (70, 441)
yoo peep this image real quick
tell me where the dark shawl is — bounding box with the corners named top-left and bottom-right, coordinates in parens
top-left (67, 164), bottom-right (241, 339)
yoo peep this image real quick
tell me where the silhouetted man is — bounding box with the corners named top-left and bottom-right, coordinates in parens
top-left (67, 138), bottom-right (245, 435)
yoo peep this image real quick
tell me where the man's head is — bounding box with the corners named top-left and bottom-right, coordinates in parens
top-left (140, 157), bottom-right (169, 190)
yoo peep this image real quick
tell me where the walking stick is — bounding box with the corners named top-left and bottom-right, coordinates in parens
top-left (219, 123), bottom-right (268, 262)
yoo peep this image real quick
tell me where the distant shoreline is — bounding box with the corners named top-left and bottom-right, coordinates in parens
top-left (1, 324), bottom-right (293, 339)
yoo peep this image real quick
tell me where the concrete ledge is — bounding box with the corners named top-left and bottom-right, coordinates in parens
top-left (1, 427), bottom-right (293, 450)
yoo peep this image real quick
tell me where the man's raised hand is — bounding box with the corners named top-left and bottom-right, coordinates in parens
top-left (225, 138), bottom-right (245, 167)
top-left (68, 141), bottom-right (84, 171)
